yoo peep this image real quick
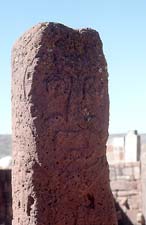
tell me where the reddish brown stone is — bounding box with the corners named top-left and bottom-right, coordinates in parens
top-left (12, 22), bottom-right (117, 225)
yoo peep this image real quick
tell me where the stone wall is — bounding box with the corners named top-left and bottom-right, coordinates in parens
top-left (110, 162), bottom-right (143, 225)
top-left (107, 131), bottom-right (141, 164)
top-left (0, 170), bottom-right (12, 225)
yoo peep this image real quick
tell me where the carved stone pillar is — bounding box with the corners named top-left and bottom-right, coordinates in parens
top-left (12, 22), bottom-right (117, 225)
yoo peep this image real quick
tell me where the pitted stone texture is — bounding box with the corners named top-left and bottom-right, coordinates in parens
top-left (12, 23), bottom-right (117, 225)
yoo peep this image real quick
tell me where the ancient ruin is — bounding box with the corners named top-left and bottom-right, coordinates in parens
top-left (12, 22), bottom-right (117, 225)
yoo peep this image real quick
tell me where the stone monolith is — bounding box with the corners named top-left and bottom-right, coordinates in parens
top-left (12, 22), bottom-right (117, 225)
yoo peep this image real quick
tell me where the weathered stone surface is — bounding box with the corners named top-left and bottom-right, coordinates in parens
top-left (12, 22), bottom-right (117, 225)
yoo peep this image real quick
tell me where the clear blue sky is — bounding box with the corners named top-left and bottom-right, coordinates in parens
top-left (0, 0), bottom-right (146, 134)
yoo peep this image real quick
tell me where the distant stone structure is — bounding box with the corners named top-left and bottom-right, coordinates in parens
top-left (107, 137), bottom-right (125, 163)
top-left (107, 130), bottom-right (141, 164)
top-left (11, 23), bottom-right (117, 225)
top-left (125, 130), bottom-right (141, 162)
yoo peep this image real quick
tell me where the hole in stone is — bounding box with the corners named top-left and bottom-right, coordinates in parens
top-left (87, 193), bottom-right (95, 209)
top-left (27, 72), bottom-right (31, 79)
top-left (18, 201), bottom-right (20, 208)
top-left (27, 195), bottom-right (34, 216)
